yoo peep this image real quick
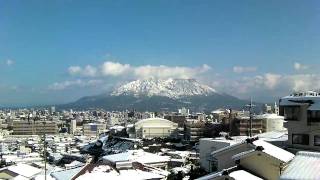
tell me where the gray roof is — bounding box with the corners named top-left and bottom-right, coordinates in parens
top-left (103, 151), bottom-right (131, 163)
top-left (51, 166), bottom-right (83, 180)
top-left (280, 151), bottom-right (320, 180)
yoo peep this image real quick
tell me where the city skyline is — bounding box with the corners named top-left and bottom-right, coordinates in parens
top-left (1, 0), bottom-right (320, 105)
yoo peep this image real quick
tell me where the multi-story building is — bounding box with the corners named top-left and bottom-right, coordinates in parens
top-left (184, 119), bottom-right (206, 141)
top-left (70, 119), bottom-right (77, 134)
top-left (279, 91), bottom-right (320, 151)
top-left (164, 115), bottom-right (186, 128)
top-left (236, 113), bottom-right (285, 136)
top-left (12, 120), bottom-right (58, 135)
top-left (83, 123), bottom-right (106, 137)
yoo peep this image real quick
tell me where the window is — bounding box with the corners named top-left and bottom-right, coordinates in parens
top-left (210, 158), bottom-right (218, 172)
top-left (284, 106), bottom-right (300, 121)
top-left (308, 111), bottom-right (320, 123)
top-left (292, 134), bottom-right (309, 145)
top-left (314, 135), bottom-right (320, 146)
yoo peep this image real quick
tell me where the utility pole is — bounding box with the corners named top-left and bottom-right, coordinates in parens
top-left (42, 121), bottom-right (47, 180)
top-left (246, 98), bottom-right (255, 137)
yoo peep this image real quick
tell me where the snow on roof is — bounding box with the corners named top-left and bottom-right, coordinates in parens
top-left (135, 118), bottom-right (176, 126)
top-left (51, 166), bottom-right (84, 180)
top-left (171, 166), bottom-right (191, 174)
top-left (280, 95), bottom-right (320, 111)
top-left (12, 175), bottom-right (29, 180)
top-left (77, 165), bottom-right (165, 180)
top-left (110, 125), bottom-right (125, 131)
top-left (255, 131), bottom-right (288, 142)
top-left (64, 160), bottom-right (84, 168)
top-left (255, 113), bottom-right (284, 119)
top-left (33, 174), bottom-right (55, 180)
top-left (195, 171), bottom-right (222, 180)
top-left (207, 136), bottom-right (248, 155)
top-left (202, 136), bottom-right (247, 144)
top-left (229, 170), bottom-right (263, 180)
top-left (232, 140), bottom-right (294, 163)
top-left (103, 150), bottom-right (170, 165)
top-left (280, 151), bottom-right (320, 180)
top-left (8, 163), bottom-right (42, 178)
top-left (252, 140), bottom-right (294, 162)
top-left (211, 109), bottom-right (226, 114)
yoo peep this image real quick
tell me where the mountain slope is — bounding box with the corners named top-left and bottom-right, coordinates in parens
top-left (61, 79), bottom-right (261, 112)
top-left (111, 78), bottom-right (216, 99)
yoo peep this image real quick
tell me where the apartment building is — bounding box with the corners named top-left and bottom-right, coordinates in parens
top-left (238, 114), bottom-right (285, 136)
top-left (12, 120), bottom-right (58, 135)
top-left (279, 91), bottom-right (320, 151)
top-left (83, 123), bottom-right (106, 137)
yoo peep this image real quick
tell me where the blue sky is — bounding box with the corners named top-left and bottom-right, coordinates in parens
top-left (0, 0), bottom-right (320, 105)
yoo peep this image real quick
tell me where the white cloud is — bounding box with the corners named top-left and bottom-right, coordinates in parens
top-left (233, 66), bottom-right (257, 73)
top-left (68, 65), bottom-right (97, 77)
top-left (68, 66), bottom-right (82, 75)
top-left (83, 65), bottom-right (98, 77)
top-left (286, 74), bottom-right (320, 91)
top-left (68, 61), bottom-right (211, 79)
top-left (5, 59), bottom-right (14, 66)
top-left (101, 61), bottom-right (131, 76)
top-left (133, 64), bottom-right (211, 79)
top-left (293, 62), bottom-right (308, 71)
top-left (264, 73), bottom-right (282, 89)
top-left (210, 71), bottom-right (320, 101)
top-left (48, 79), bottom-right (103, 90)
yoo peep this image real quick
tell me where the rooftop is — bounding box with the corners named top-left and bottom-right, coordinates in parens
top-left (76, 165), bottom-right (165, 180)
top-left (232, 139), bottom-right (294, 163)
top-left (280, 151), bottom-right (320, 180)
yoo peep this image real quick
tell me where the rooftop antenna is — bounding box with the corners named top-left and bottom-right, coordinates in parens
top-left (245, 98), bottom-right (256, 137)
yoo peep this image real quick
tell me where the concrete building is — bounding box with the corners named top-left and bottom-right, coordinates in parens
top-left (197, 139), bottom-right (294, 180)
top-left (238, 114), bottom-right (285, 136)
top-left (83, 123), bottom-right (106, 137)
top-left (232, 140), bottom-right (294, 180)
top-left (178, 107), bottom-right (189, 116)
top-left (12, 120), bottom-right (58, 135)
top-left (164, 115), bottom-right (186, 128)
top-left (0, 143), bottom-right (9, 154)
top-left (199, 136), bottom-right (248, 172)
top-left (135, 118), bottom-right (178, 138)
top-left (279, 91), bottom-right (320, 151)
top-left (70, 119), bottom-right (77, 134)
top-left (199, 134), bottom-right (290, 173)
top-left (184, 119), bottom-right (205, 141)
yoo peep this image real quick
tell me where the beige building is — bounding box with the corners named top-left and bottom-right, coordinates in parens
top-left (83, 123), bottom-right (106, 137)
top-left (184, 119), bottom-right (205, 141)
top-left (232, 140), bottom-right (294, 180)
top-left (135, 118), bottom-right (178, 138)
top-left (238, 114), bottom-right (285, 136)
top-left (70, 119), bottom-right (77, 134)
top-left (279, 91), bottom-right (320, 151)
top-left (197, 139), bottom-right (294, 180)
top-left (12, 120), bottom-right (58, 135)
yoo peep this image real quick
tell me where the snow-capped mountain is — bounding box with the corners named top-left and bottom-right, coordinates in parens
top-left (62, 78), bottom-right (262, 112)
top-left (111, 78), bottom-right (217, 99)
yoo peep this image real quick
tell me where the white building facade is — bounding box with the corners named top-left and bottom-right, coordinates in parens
top-left (279, 91), bottom-right (320, 151)
top-left (135, 118), bottom-right (178, 138)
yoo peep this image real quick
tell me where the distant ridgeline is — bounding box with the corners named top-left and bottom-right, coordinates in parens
top-left (59, 79), bottom-right (263, 112)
